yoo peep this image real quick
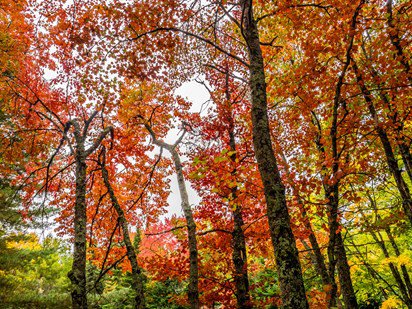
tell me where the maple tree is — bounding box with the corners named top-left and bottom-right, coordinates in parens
top-left (1, 0), bottom-right (412, 308)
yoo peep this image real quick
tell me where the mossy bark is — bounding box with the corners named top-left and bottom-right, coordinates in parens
top-left (67, 116), bottom-right (112, 309)
top-left (240, 1), bottom-right (308, 307)
top-left (70, 146), bottom-right (88, 309)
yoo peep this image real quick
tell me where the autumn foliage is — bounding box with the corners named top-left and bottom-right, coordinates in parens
top-left (1, 0), bottom-right (412, 308)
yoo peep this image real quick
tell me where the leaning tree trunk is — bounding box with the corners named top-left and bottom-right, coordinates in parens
top-left (352, 61), bottom-right (412, 224)
top-left (100, 150), bottom-right (146, 309)
top-left (335, 232), bottom-right (358, 308)
top-left (385, 0), bottom-right (412, 182)
top-left (143, 122), bottom-right (199, 309)
top-left (279, 148), bottom-right (333, 302)
top-left (385, 227), bottom-right (412, 297)
top-left (370, 231), bottom-right (412, 308)
top-left (170, 148), bottom-right (199, 309)
top-left (374, 75), bottom-right (412, 181)
top-left (240, 1), bottom-right (309, 307)
top-left (386, 0), bottom-right (412, 84)
top-left (224, 68), bottom-right (251, 308)
top-left (324, 4), bottom-right (363, 308)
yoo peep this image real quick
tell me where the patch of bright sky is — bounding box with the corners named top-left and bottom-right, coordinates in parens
top-left (162, 80), bottom-right (210, 218)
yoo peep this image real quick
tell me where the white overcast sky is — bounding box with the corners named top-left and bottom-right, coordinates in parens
top-left (163, 80), bottom-right (210, 217)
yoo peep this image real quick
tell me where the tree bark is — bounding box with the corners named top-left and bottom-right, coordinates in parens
top-left (335, 232), bottom-right (358, 309)
top-left (143, 123), bottom-right (199, 309)
top-left (316, 4), bottom-right (363, 307)
top-left (70, 141), bottom-right (88, 309)
top-left (321, 4), bottom-right (364, 307)
top-left (170, 148), bottom-right (199, 309)
top-left (279, 149), bottom-right (334, 303)
top-left (240, 1), bottom-right (309, 307)
top-left (225, 69), bottom-right (251, 309)
top-left (386, 0), bottom-right (412, 84)
top-left (385, 0), bottom-right (412, 182)
top-left (66, 115), bottom-right (112, 309)
top-left (352, 61), bottom-right (412, 224)
top-left (100, 150), bottom-right (146, 309)
top-left (365, 62), bottom-right (412, 184)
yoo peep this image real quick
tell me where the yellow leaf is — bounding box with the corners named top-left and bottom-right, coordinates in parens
top-left (381, 296), bottom-right (402, 309)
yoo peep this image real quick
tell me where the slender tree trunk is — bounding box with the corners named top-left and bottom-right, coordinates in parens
top-left (399, 143), bottom-right (412, 183)
top-left (352, 61), bottom-right (412, 223)
top-left (376, 87), bottom-right (412, 184)
top-left (371, 231), bottom-right (412, 308)
top-left (170, 149), bottom-right (199, 309)
top-left (322, 4), bottom-right (364, 307)
top-left (325, 186), bottom-right (340, 309)
top-left (365, 62), bottom-right (412, 184)
top-left (230, 177), bottom-right (250, 308)
top-left (225, 69), bottom-right (251, 309)
top-left (386, 227), bottom-right (412, 296)
top-left (385, 0), bottom-right (412, 182)
top-left (240, 1), bottom-right (309, 307)
top-left (279, 149), bottom-right (334, 304)
top-left (386, 0), bottom-right (412, 84)
top-left (317, 5), bottom-right (364, 307)
top-left (143, 122), bottom-right (199, 308)
top-left (100, 151), bottom-right (146, 309)
top-left (307, 227), bottom-right (332, 290)
top-left (325, 185), bottom-right (357, 309)
top-left (232, 203), bottom-right (250, 308)
top-left (387, 0), bottom-right (412, 181)
top-left (364, 198), bottom-right (412, 307)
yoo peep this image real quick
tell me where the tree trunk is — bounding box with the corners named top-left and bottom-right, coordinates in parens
top-left (386, 227), bottom-right (412, 297)
top-left (322, 4), bottom-right (363, 307)
top-left (232, 205), bottom-right (250, 308)
top-left (366, 63), bottom-right (412, 184)
top-left (100, 153), bottom-right (146, 309)
top-left (67, 115), bottom-right (112, 309)
top-left (386, 0), bottom-right (412, 84)
top-left (399, 143), bottom-right (412, 184)
top-left (279, 148), bottom-right (334, 304)
top-left (371, 231), bottom-right (412, 308)
top-left (335, 232), bottom-right (358, 309)
top-left (325, 185), bottom-right (357, 309)
top-left (352, 61), bottom-right (412, 224)
top-left (70, 146), bottom-right (88, 309)
top-left (325, 186), bottom-right (340, 309)
top-left (385, 0), bottom-right (412, 182)
top-left (225, 69), bottom-right (251, 309)
top-left (240, 1), bottom-right (309, 307)
top-left (143, 121), bottom-right (199, 308)
top-left (170, 149), bottom-right (199, 309)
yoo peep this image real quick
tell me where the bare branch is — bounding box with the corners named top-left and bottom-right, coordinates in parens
top-left (145, 225), bottom-right (187, 236)
top-left (85, 126), bottom-right (113, 157)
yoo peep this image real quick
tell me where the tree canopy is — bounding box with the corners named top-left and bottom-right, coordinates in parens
top-left (1, 0), bottom-right (412, 308)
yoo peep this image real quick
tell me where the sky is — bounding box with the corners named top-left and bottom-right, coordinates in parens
top-left (162, 80), bottom-right (210, 217)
